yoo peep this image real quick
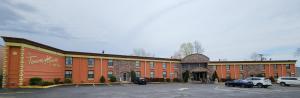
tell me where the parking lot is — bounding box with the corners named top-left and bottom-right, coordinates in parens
top-left (1, 83), bottom-right (300, 98)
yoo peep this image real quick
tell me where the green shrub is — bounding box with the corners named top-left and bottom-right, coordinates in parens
top-left (166, 78), bottom-right (171, 82)
top-left (173, 78), bottom-right (181, 82)
top-left (182, 70), bottom-right (190, 82)
top-left (100, 76), bottom-right (105, 83)
top-left (109, 75), bottom-right (117, 82)
top-left (64, 78), bottom-right (72, 84)
top-left (53, 78), bottom-right (61, 84)
top-left (30, 77), bottom-right (42, 85)
top-left (130, 71), bottom-right (136, 82)
top-left (41, 81), bottom-right (54, 86)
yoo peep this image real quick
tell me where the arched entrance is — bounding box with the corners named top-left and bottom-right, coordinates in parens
top-left (181, 53), bottom-right (210, 83)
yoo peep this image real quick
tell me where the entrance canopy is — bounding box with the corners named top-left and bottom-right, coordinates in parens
top-left (181, 54), bottom-right (209, 64)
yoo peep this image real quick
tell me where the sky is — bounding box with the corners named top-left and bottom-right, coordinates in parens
top-left (0, 0), bottom-right (300, 66)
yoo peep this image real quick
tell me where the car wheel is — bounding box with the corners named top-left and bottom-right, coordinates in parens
top-left (257, 83), bottom-right (263, 88)
top-left (280, 82), bottom-right (286, 86)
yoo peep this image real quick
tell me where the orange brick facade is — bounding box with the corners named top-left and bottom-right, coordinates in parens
top-left (1, 36), bottom-right (297, 88)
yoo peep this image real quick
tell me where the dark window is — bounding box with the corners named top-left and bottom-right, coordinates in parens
top-left (240, 65), bottom-right (243, 71)
top-left (65, 57), bottom-right (73, 65)
top-left (150, 62), bottom-right (155, 68)
top-left (65, 71), bottom-right (72, 78)
top-left (274, 64), bottom-right (277, 70)
top-left (286, 64), bottom-right (290, 69)
top-left (163, 71), bottom-right (167, 78)
top-left (108, 60), bottom-right (113, 66)
top-left (162, 63), bottom-right (167, 69)
top-left (88, 58), bottom-right (95, 67)
top-left (226, 65), bottom-right (230, 71)
top-left (136, 71), bottom-right (140, 78)
top-left (108, 71), bottom-right (113, 78)
top-left (88, 70), bottom-right (94, 79)
top-left (135, 61), bottom-right (140, 67)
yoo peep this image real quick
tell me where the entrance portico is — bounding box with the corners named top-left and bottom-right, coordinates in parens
top-left (181, 54), bottom-right (210, 83)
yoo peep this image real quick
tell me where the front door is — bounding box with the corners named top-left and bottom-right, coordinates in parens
top-left (122, 73), bottom-right (127, 81)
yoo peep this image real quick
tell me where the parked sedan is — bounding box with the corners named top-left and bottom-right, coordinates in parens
top-left (225, 79), bottom-right (254, 88)
top-left (133, 78), bottom-right (147, 85)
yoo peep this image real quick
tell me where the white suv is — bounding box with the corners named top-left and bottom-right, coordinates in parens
top-left (277, 77), bottom-right (300, 86)
top-left (245, 77), bottom-right (272, 88)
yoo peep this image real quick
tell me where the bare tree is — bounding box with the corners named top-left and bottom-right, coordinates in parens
top-left (193, 40), bottom-right (204, 54)
top-left (132, 48), bottom-right (151, 57)
top-left (172, 51), bottom-right (182, 59)
top-left (250, 52), bottom-right (266, 61)
top-left (180, 42), bottom-right (194, 57)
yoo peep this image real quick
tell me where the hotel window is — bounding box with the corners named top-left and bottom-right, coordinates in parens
top-left (240, 65), bottom-right (244, 71)
top-left (163, 71), bottom-right (167, 78)
top-left (274, 64), bottom-right (277, 70)
top-left (88, 58), bottom-right (95, 67)
top-left (226, 65), bottom-right (230, 71)
top-left (65, 56), bottom-right (73, 66)
top-left (226, 73), bottom-right (230, 79)
top-left (65, 71), bottom-right (72, 78)
top-left (261, 65), bottom-right (265, 70)
top-left (135, 61), bottom-right (140, 68)
top-left (150, 71), bottom-right (154, 78)
top-left (150, 62), bottom-right (155, 68)
top-left (136, 71), bottom-right (140, 78)
top-left (162, 63), bottom-right (167, 69)
top-left (88, 70), bottom-right (94, 79)
top-left (286, 64), bottom-right (290, 69)
top-left (108, 59), bottom-right (113, 67)
top-left (108, 71), bottom-right (113, 78)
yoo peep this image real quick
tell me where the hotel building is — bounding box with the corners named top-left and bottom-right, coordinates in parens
top-left (0, 36), bottom-right (297, 88)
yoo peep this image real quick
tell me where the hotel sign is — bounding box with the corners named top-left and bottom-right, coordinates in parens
top-left (26, 54), bottom-right (61, 67)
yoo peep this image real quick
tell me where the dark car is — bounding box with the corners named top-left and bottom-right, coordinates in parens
top-left (225, 79), bottom-right (253, 88)
top-left (133, 78), bottom-right (147, 85)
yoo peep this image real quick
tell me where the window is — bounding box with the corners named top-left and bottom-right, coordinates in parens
top-left (162, 63), bottom-right (167, 69)
top-left (286, 64), bottom-right (290, 69)
top-left (65, 71), bottom-right (72, 78)
top-left (150, 71), bottom-right (154, 78)
top-left (108, 59), bottom-right (113, 67)
top-left (163, 71), bottom-right (167, 78)
top-left (150, 62), bottom-right (155, 68)
top-left (88, 58), bottom-right (95, 67)
top-left (274, 64), bottom-right (277, 70)
top-left (135, 61), bottom-right (140, 68)
top-left (226, 65), bottom-right (230, 71)
top-left (108, 71), bottom-right (113, 78)
top-left (240, 65), bottom-right (243, 71)
top-left (88, 70), bottom-right (94, 79)
top-left (226, 73), bottom-right (230, 79)
top-left (65, 56), bottom-right (73, 65)
top-left (136, 71), bottom-right (140, 78)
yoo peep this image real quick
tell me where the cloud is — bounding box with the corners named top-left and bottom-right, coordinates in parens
top-left (0, 0), bottom-right (71, 39)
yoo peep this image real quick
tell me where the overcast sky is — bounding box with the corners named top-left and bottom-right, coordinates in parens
top-left (0, 0), bottom-right (300, 66)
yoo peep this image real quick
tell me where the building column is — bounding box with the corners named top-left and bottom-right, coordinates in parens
top-left (144, 60), bottom-right (146, 77)
top-left (18, 46), bottom-right (25, 86)
top-left (2, 46), bottom-right (8, 88)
